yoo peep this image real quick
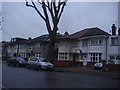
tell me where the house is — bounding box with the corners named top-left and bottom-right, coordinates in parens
top-left (58, 27), bottom-right (110, 62)
top-left (0, 42), bottom-right (1, 60)
top-left (0, 41), bottom-right (8, 60)
top-left (58, 32), bottom-right (79, 61)
top-left (29, 34), bottom-right (50, 59)
top-left (6, 37), bottom-right (28, 58)
top-left (58, 27), bottom-right (120, 65)
top-left (6, 34), bottom-right (60, 60)
top-left (107, 35), bottom-right (120, 64)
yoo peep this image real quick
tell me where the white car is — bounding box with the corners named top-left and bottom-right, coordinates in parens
top-left (94, 59), bottom-right (115, 69)
top-left (27, 57), bottom-right (54, 70)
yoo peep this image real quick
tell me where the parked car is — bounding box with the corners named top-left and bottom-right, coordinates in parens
top-left (7, 57), bottom-right (28, 67)
top-left (27, 57), bottom-right (54, 70)
top-left (94, 59), bottom-right (115, 69)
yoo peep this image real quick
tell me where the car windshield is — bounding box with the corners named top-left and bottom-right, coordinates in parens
top-left (37, 57), bottom-right (45, 61)
top-left (15, 58), bottom-right (25, 61)
top-left (100, 59), bottom-right (115, 64)
top-left (107, 60), bottom-right (115, 64)
top-left (42, 59), bottom-right (48, 62)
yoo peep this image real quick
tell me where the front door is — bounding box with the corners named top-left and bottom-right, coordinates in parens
top-left (73, 54), bottom-right (76, 62)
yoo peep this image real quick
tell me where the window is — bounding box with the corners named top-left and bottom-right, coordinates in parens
top-left (35, 52), bottom-right (42, 57)
top-left (20, 45), bottom-right (26, 49)
top-left (11, 38), bottom-right (16, 42)
top-left (8, 46), bottom-right (11, 49)
top-left (34, 43), bottom-right (41, 48)
top-left (72, 41), bottom-right (78, 47)
top-left (65, 42), bottom-right (68, 47)
top-left (110, 56), bottom-right (115, 59)
top-left (90, 53), bottom-right (102, 62)
top-left (110, 56), bottom-right (120, 60)
top-left (20, 53), bottom-right (26, 58)
top-left (116, 56), bottom-right (120, 60)
top-left (29, 45), bottom-right (33, 49)
top-left (8, 53), bottom-right (12, 57)
top-left (59, 53), bottom-right (68, 60)
top-left (90, 38), bottom-right (102, 46)
top-left (111, 37), bottom-right (119, 46)
top-left (82, 40), bottom-right (88, 47)
top-left (59, 42), bottom-right (64, 47)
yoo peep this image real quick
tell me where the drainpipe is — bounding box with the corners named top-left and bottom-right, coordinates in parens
top-left (106, 35), bottom-right (109, 59)
top-left (118, 35), bottom-right (120, 64)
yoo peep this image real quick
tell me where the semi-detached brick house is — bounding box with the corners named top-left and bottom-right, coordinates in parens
top-left (6, 34), bottom-right (60, 60)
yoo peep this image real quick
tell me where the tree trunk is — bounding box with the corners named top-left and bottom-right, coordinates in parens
top-left (17, 44), bottom-right (19, 57)
top-left (46, 32), bottom-right (56, 63)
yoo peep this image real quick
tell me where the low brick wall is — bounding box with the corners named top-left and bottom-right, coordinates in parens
top-left (87, 62), bottom-right (96, 68)
top-left (53, 60), bottom-right (83, 67)
top-left (106, 64), bottom-right (120, 71)
top-left (0, 57), bottom-right (2, 60)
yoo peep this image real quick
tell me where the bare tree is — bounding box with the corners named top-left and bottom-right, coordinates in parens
top-left (26, 0), bottom-right (68, 62)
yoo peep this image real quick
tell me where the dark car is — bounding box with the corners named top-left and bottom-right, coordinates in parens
top-left (7, 57), bottom-right (28, 67)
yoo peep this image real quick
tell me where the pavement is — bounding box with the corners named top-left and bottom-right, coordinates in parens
top-left (53, 66), bottom-right (120, 79)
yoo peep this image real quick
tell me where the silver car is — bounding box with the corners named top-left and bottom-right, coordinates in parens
top-left (27, 57), bottom-right (54, 70)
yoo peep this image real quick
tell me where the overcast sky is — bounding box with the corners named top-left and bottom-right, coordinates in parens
top-left (2, 1), bottom-right (118, 41)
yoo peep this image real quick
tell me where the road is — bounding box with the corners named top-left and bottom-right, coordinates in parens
top-left (2, 62), bottom-right (119, 88)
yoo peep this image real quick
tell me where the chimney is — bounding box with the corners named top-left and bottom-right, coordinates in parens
top-left (111, 24), bottom-right (116, 35)
top-left (118, 28), bottom-right (120, 35)
top-left (64, 31), bottom-right (69, 36)
top-left (28, 37), bottom-right (32, 40)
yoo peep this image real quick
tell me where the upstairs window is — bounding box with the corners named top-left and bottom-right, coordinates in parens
top-left (90, 38), bottom-right (102, 46)
top-left (20, 45), bottom-right (26, 49)
top-left (11, 38), bottom-right (16, 42)
top-left (82, 39), bottom-right (88, 47)
top-left (35, 52), bottom-right (42, 57)
top-left (34, 43), bottom-right (41, 48)
top-left (59, 42), bottom-right (64, 47)
top-left (111, 37), bottom-right (119, 46)
top-left (72, 41), bottom-right (78, 47)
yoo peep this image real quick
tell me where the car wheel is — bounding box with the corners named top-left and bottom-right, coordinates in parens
top-left (38, 65), bottom-right (42, 70)
top-left (7, 62), bottom-right (10, 66)
top-left (16, 63), bottom-right (19, 67)
top-left (27, 65), bottom-right (30, 69)
top-left (94, 67), bottom-right (97, 70)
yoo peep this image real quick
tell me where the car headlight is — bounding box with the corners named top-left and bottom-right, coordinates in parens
top-left (19, 61), bottom-right (22, 63)
top-left (42, 63), bottom-right (47, 66)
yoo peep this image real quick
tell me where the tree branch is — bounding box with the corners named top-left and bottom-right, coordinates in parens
top-left (26, 0), bottom-right (46, 21)
top-left (26, 0), bottom-right (34, 7)
top-left (41, 0), bottom-right (52, 33)
top-left (53, 1), bottom-right (57, 18)
top-left (38, 0), bottom-right (49, 8)
top-left (58, 1), bottom-right (67, 21)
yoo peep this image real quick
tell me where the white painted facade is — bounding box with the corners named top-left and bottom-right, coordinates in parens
top-left (58, 39), bottom-right (79, 61)
top-left (58, 35), bottom-right (120, 64)
top-left (107, 35), bottom-right (120, 64)
top-left (0, 2), bottom-right (2, 58)
top-left (79, 35), bottom-right (108, 62)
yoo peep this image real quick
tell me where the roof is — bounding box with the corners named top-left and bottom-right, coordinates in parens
top-left (31, 33), bottom-right (63, 43)
top-left (70, 27), bottom-right (110, 39)
top-left (6, 37), bottom-right (28, 45)
top-left (30, 34), bottom-right (50, 43)
top-left (58, 27), bottom-right (110, 40)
